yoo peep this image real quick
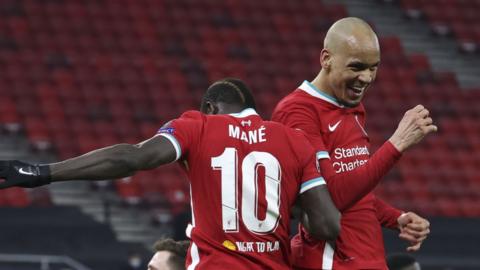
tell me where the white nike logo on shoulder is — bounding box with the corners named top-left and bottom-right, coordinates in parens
top-left (328, 120), bottom-right (342, 132)
top-left (18, 168), bottom-right (35, 176)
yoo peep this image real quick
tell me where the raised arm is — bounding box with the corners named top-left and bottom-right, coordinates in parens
top-left (0, 135), bottom-right (177, 188)
top-left (273, 104), bottom-right (436, 211)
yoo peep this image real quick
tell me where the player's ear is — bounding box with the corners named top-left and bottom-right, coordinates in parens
top-left (203, 101), bottom-right (219, 115)
top-left (320, 49), bottom-right (331, 71)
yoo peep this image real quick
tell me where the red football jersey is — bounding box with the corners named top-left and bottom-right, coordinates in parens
top-left (157, 108), bottom-right (326, 270)
top-left (272, 81), bottom-right (402, 270)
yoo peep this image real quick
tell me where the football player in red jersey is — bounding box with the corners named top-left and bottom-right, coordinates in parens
top-left (0, 78), bottom-right (340, 270)
top-left (272, 17), bottom-right (437, 269)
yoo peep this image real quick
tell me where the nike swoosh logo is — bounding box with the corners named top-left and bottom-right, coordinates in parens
top-left (328, 120), bottom-right (342, 132)
top-left (18, 168), bottom-right (35, 176)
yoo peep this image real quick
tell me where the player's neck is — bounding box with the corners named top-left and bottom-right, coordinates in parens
top-left (311, 71), bottom-right (335, 98)
top-left (217, 103), bottom-right (246, 115)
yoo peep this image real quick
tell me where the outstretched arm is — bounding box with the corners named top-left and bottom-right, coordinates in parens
top-left (0, 135), bottom-right (177, 188)
top-left (0, 110), bottom-right (204, 188)
top-left (50, 135), bottom-right (176, 181)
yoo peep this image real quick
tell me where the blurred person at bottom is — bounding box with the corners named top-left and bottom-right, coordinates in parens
top-left (148, 238), bottom-right (189, 270)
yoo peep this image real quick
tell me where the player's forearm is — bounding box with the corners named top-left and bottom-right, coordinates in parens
top-left (301, 211), bottom-right (340, 241)
top-left (325, 141), bottom-right (401, 211)
top-left (375, 197), bottom-right (403, 229)
top-left (300, 187), bottom-right (341, 241)
top-left (49, 144), bottom-right (143, 181)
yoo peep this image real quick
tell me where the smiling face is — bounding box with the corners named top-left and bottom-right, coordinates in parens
top-left (325, 43), bottom-right (379, 107)
top-left (320, 17), bottom-right (380, 107)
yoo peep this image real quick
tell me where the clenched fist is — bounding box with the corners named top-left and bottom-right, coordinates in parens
top-left (389, 105), bottom-right (437, 152)
top-left (397, 212), bottom-right (430, 252)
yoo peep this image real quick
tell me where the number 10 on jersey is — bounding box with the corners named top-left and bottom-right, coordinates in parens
top-left (211, 147), bottom-right (282, 234)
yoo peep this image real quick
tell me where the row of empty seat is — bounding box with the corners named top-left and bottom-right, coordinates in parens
top-left (400, 0), bottom-right (480, 52)
top-left (0, 0), bottom-right (478, 217)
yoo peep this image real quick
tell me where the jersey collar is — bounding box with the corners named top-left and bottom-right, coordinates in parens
top-left (299, 80), bottom-right (344, 108)
top-left (228, 108), bottom-right (258, 118)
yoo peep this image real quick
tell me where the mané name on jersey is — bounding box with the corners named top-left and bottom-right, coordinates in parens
top-left (157, 108), bottom-right (326, 270)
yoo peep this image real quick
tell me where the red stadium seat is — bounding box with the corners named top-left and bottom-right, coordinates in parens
top-left (115, 176), bottom-right (143, 205)
top-left (2, 0), bottom-right (475, 219)
top-left (0, 96), bottom-right (21, 131)
top-left (401, 0), bottom-right (480, 52)
top-left (0, 188), bottom-right (31, 207)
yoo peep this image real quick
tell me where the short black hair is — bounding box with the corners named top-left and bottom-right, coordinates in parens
top-left (387, 253), bottom-right (418, 270)
top-left (153, 238), bottom-right (190, 270)
top-left (201, 78), bottom-right (256, 111)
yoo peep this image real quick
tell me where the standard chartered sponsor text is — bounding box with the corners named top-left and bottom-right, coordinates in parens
top-left (333, 146), bottom-right (369, 173)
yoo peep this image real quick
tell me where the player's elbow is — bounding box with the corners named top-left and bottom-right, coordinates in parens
top-left (309, 211), bottom-right (341, 241)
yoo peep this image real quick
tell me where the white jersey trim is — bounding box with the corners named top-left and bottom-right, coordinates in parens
top-left (157, 133), bottom-right (181, 161)
top-left (228, 108), bottom-right (258, 118)
top-left (299, 81), bottom-right (344, 108)
top-left (322, 242), bottom-right (334, 269)
top-left (186, 223), bottom-right (193, 238)
top-left (189, 184), bottom-right (195, 227)
top-left (355, 114), bottom-right (368, 137)
top-left (187, 242), bottom-right (200, 270)
top-left (316, 151), bottom-right (330, 160)
top-left (300, 177), bottom-right (326, 194)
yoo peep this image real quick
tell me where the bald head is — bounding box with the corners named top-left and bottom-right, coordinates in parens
top-left (312, 17), bottom-right (381, 108)
top-left (324, 17), bottom-right (379, 55)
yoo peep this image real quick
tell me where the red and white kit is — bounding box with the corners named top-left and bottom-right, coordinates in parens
top-left (273, 81), bottom-right (402, 270)
top-left (158, 108), bottom-right (326, 270)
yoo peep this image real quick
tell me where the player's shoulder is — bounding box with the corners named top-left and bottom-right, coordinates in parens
top-left (265, 120), bottom-right (310, 143)
top-left (159, 110), bottom-right (204, 131)
top-left (281, 125), bottom-right (316, 160)
top-left (275, 89), bottom-right (312, 110)
top-left (179, 110), bottom-right (205, 120)
top-left (273, 90), bottom-right (319, 121)
top-left (285, 127), bottom-right (311, 146)
top-left (171, 110), bottom-right (207, 131)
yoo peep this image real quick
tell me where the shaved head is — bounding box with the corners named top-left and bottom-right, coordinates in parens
top-left (324, 17), bottom-right (379, 55)
top-left (312, 17), bottom-right (381, 107)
